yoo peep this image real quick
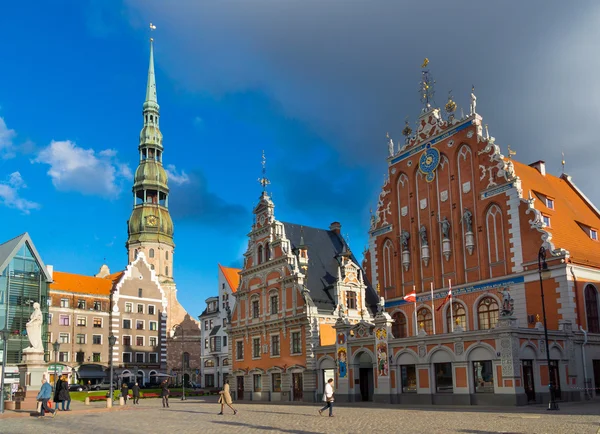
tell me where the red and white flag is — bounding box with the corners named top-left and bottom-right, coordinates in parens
top-left (404, 291), bottom-right (416, 303)
top-left (436, 288), bottom-right (452, 311)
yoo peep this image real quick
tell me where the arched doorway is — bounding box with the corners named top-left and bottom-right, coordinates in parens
top-left (355, 351), bottom-right (374, 402)
top-left (317, 357), bottom-right (336, 395)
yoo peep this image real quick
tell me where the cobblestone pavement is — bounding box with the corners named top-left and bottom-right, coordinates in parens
top-left (2, 398), bottom-right (600, 434)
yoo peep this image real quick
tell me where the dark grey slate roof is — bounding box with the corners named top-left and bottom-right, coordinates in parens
top-left (282, 222), bottom-right (379, 314)
top-left (209, 325), bottom-right (221, 336)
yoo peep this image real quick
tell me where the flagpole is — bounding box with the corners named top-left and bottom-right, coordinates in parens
top-left (449, 279), bottom-right (454, 332)
top-left (430, 281), bottom-right (436, 335)
top-left (413, 285), bottom-right (417, 337)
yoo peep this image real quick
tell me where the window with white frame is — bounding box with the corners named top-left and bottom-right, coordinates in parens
top-left (76, 334), bottom-right (85, 344)
top-left (135, 353), bottom-right (145, 363)
top-left (59, 352), bottom-right (69, 362)
top-left (136, 336), bottom-right (144, 346)
top-left (542, 215), bottom-right (551, 227)
top-left (291, 331), bottom-right (301, 354)
top-left (77, 316), bottom-right (86, 327)
top-left (137, 304), bottom-right (144, 314)
top-left (149, 337), bottom-right (157, 347)
top-left (92, 353), bottom-right (101, 362)
top-left (125, 303), bottom-right (133, 313)
top-left (270, 294), bottom-right (278, 315)
top-left (77, 299), bottom-right (86, 309)
top-left (123, 353), bottom-right (132, 363)
top-left (271, 335), bottom-right (280, 356)
top-left (93, 317), bottom-right (102, 328)
top-left (252, 297), bottom-right (260, 318)
top-left (252, 337), bottom-right (261, 359)
top-left (93, 301), bottom-right (102, 311)
top-left (148, 305), bottom-right (155, 315)
top-left (149, 353), bottom-right (158, 364)
top-left (236, 340), bottom-right (243, 360)
top-left (546, 197), bottom-right (554, 209)
top-left (92, 335), bottom-right (102, 345)
top-left (136, 320), bottom-right (144, 330)
top-left (123, 319), bottom-right (131, 329)
top-left (591, 229), bottom-right (598, 241)
top-left (123, 336), bottom-right (131, 346)
top-left (59, 333), bottom-right (69, 344)
top-left (59, 315), bottom-right (69, 326)
top-left (60, 298), bottom-right (69, 308)
top-left (149, 321), bottom-right (157, 331)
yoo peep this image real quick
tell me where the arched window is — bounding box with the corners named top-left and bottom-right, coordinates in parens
top-left (165, 266), bottom-right (169, 276)
top-left (417, 308), bottom-right (433, 334)
top-left (149, 249), bottom-right (155, 258)
top-left (204, 359), bottom-right (215, 368)
top-left (183, 352), bottom-right (190, 369)
top-left (257, 245), bottom-right (263, 265)
top-left (134, 249), bottom-right (138, 259)
top-left (446, 302), bottom-right (467, 332)
top-left (151, 264), bottom-right (155, 271)
top-left (383, 240), bottom-right (394, 288)
top-left (392, 312), bottom-right (407, 338)
top-left (585, 285), bottom-right (600, 333)
top-left (478, 297), bottom-right (499, 330)
top-left (265, 243), bottom-right (271, 261)
top-left (166, 251), bottom-right (169, 260)
top-left (223, 358), bottom-right (229, 366)
top-left (150, 115), bottom-right (153, 122)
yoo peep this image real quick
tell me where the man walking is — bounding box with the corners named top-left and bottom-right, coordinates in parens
top-left (37, 378), bottom-right (57, 418)
top-left (132, 382), bottom-right (140, 405)
top-left (161, 380), bottom-right (170, 408)
top-left (121, 382), bottom-right (129, 404)
top-left (318, 378), bottom-right (335, 417)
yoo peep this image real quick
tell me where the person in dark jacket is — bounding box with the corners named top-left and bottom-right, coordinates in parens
top-left (132, 382), bottom-right (140, 404)
top-left (58, 376), bottom-right (71, 411)
top-left (160, 380), bottom-right (169, 408)
top-left (53, 377), bottom-right (62, 408)
top-left (121, 382), bottom-right (129, 404)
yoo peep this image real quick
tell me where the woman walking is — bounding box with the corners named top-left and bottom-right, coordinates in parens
top-left (161, 380), bottom-right (170, 408)
top-left (58, 376), bottom-right (71, 411)
top-left (318, 378), bottom-right (335, 417)
top-left (217, 379), bottom-right (237, 415)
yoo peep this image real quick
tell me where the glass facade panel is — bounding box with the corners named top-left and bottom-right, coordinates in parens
top-left (0, 240), bottom-right (50, 364)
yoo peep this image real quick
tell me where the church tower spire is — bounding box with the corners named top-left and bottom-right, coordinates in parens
top-left (126, 28), bottom-right (175, 284)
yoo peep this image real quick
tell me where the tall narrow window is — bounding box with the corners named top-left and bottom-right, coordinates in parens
top-left (585, 285), bottom-right (600, 333)
top-left (382, 240), bottom-right (394, 288)
top-left (149, 249), bottom-right (155, 258)
top-left (446, 302), bottom-right (467, 331)
top-left (478, 297), bottom-right (499, 330)
top-left (417, 308), bottom-right (433, 334)
top-left (265, 243), bottom-right (271, 261)
top-left (270, 295), bottom-right (278, 315)
top-left (138, 288), bottom-right (143, 298)
top-left (392, 312), bottom-right (407, 338)
top-left (346, 292), bottom-right (357, 310)
top-left (257, 245), bottom-right (263, 265)
top-left (165, 266), bottom-right (169, 276)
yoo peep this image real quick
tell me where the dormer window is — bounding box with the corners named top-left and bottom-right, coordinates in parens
top-left (542, 215), bottom-right (551, 227)
top-left (546, 198), bottom-right (554, 209)
top-left (591, 229), bottom-right (598, 241)
top-left (346, 291), bottom-right (357, 310)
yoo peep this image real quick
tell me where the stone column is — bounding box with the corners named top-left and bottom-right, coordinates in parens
top-left (496, 316), bottom-right (523, 405)
top-left (333, 316), bottom-right (352, 402)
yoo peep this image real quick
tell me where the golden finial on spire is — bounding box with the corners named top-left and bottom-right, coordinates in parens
top-left (422, 58), bottom-right (429, 68)
top-left (507, 144), bottom-right (516, 160)
top-left (257, 150), bottom-right (271, 192)
top-left (561, 151), bottom-right (566, 173)
top-left (149, 22), bottom-right (157, 41)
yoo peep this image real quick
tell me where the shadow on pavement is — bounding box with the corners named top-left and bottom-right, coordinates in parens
top-left (212, 420), bottom-right (323, 434)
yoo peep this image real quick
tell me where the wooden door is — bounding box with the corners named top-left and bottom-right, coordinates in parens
top-left (522, 360), bottom-right (535, 402)
top-left (236, 376), bottom-right (244, 400)
top-left (292, 373), bottom-right (303, 401)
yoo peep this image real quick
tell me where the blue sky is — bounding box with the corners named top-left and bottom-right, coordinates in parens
top-left (1, 1), bottom-right (600, 316)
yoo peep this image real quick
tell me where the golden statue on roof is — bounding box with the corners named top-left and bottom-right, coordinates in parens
top-left (422, 58), bottom-right (429, 68)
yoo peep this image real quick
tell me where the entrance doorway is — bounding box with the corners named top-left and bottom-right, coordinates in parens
top-left (356, 351), bottom-right (374, 401)
top-left (593, 360), bottom-right (600, 395)
top-left (549, 360), bottom-right (561, 400)
top-left (236, 376), bottom-right (244, 400)
top-left (522, 360), bottom-right (535, 402)
top-left (292, 373), bottom-right (303, 401)
top-left (322, 369), bottom-right (334, 395)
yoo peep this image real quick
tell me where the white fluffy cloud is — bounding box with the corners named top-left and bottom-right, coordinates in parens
top-left (0, 171), bottom-right (40, 214)
top-left (0, 117), bottom-right (17, 158)
top-left (165, 164), bottom-right (190, 185)
top-left (33, 140), bottom-right (133, 197)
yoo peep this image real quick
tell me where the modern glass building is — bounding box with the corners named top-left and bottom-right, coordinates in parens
top-left (0, 233), bottom-right (52, 365)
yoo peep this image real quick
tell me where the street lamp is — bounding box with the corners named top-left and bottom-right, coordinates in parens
top-left (108, 334), bottom-right (117, 405)
top-left (0, 329), bottom-right (9, 414)
top-left (52, 339), bottom-right (60, 386)
top-left (170, 325), bottom-right (186, 400)
top-left (538, 246), bottom-right (559, 411)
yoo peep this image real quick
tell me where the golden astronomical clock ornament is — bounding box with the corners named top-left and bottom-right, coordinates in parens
top-left (418, 144), bottom-right (441, 183)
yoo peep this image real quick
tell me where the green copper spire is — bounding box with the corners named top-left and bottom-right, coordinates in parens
top-left (127, 31), bottom-right (175, 271)
top-left (144, 38), bottom-right (159, 111)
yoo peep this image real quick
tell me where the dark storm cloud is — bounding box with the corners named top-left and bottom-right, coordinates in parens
top-left (169, 169), bottom-right (249, 227)
top-left (123, 0), bottom-right (600, 207)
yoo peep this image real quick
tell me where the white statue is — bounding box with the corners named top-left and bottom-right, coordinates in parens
top-left (23, 302), bottom-right (44, 353)
top-left (470, 86), bottom-right (477, 115)
top-left (387, 133), bottom-right (394, 157)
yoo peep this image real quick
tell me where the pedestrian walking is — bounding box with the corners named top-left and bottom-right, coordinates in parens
top-left (132, 382), bottom-right (140, 405)
top-left (161, 380), bottom-right (170, 408)
top-left (53, 376), bottom-right (62, 409)
top-left (37, 378), bottom-right (57, 418)
top-left (318, 378), bottom-right (335, 417)
top-left (121, 382), bottom-right (129, 404)
top-left (217, 379), bottom-right (237, 415)
top-left (86, 380), bottom-right (92, 392)
top-left (58, 375), bottom-right (71, 411)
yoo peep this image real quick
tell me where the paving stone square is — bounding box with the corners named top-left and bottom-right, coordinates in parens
top-left (2, 398), bottom-right (600, 434)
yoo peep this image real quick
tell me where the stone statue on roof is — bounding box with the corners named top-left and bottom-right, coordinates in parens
top-left (470, 86), bottom-right (477, 115)
top-left (387, 133), bottom-right (394, 157)
top-left (419, 225), bottom-right (428, 246)
top-left (441, 217), bottom-right (451, 239)
top-left (401, 230), bottom-right (410, 251)
top-left (463, 209), bottom-right (473, 233)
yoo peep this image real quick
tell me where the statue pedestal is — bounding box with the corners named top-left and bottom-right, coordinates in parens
top-left (18, 351), bottom-right (48, 412)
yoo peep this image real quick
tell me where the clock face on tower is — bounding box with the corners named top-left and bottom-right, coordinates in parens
top-left (146, 215), bottom-right (158, 227)
top-left (418, 145), bottom-right (441, 183)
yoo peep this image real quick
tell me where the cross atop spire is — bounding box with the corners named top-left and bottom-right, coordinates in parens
top-left (419, 57), bottom-right (435, 112)
top-left (257, 150), bottom-right (271, 192)
top-left (145, 23), bottom-right (158, 109)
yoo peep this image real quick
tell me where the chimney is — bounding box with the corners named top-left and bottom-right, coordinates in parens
top-left (329, 222), bottom-right (341, 235)
top-left (529, 160), bottom-right (546, 176)
top-left (46, 265), bottom-right (54, 280)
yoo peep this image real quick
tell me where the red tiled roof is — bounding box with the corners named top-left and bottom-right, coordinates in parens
top-left (50, 271), bottom-right (113, 296)
top-left (219, 264), bottom-right (241, 293)
top-left (513, 160), bottom-right (600, 266)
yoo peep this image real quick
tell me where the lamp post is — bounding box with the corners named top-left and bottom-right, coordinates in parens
top-left (0, 329), bottom-right (9, 414)
top-left (170, 325), bottom-right (186, 400)
top-left (108, 334), bottom-right (116, 405)
top-left (52, 339), bottom-right (60, 385)
top-left (538, 246), bottom-right (559, 411)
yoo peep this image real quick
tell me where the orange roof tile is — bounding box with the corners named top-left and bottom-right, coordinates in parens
top-left (219, 264), bottom-right (241, 293)
top-left (105, 271), bottom-right (125, 283)
top-left (50, 271), bottom-right (113, 296)
top-left (513, 160), bottom-right (600, 266)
